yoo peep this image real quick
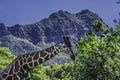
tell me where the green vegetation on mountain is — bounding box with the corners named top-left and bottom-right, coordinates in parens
top-left (1, 21), bottom-right (120, 80)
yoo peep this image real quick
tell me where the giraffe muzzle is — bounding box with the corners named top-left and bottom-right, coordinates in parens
top-left (70, 47), bottom-right (75, 60)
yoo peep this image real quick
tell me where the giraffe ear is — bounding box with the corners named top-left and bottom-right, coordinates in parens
top-left (63, 36), bottom-right (68, 43)
top-left (63, 36), bottom-right (71, 47)
top-left (66, 37), bottom-right (69, 41)
top-left (63, 36), bottom-right (66, 41)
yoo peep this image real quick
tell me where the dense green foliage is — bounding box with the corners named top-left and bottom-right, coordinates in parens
top-left (0, 47), bottom-right (15, 69)
top-left (1, 21), bottom-right (120, 80)
top-left (29, 63), bottom-right (72, 80)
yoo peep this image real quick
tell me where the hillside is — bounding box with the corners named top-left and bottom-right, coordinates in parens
top-left (0, 9), bottom-right (102, 45)
top-left (0, 35), bottom-right (41, 54)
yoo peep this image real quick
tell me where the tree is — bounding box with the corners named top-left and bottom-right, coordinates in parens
top-left (70, 21), bottom-right (120, 80)
top-left (0, 47), bottom-right (15, 69)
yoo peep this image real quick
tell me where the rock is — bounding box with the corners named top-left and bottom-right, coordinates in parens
top-left (0, 9), bottom-right (104, 53)
top-left (0, 23), bottom-right (10, 37)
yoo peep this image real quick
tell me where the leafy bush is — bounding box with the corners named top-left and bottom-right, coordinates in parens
top-left (29, 63), bottom-right (71, 80)
top-left (70, 21), bottom-right (120, 80)
top-left (0, 47), bottom-right (15, 69)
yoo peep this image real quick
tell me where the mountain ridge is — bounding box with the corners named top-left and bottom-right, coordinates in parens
top-left (0, 9), bottom-right (102, 44)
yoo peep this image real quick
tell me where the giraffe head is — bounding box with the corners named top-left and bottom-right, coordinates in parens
top-left (63, 36), bottom-right (75, 60)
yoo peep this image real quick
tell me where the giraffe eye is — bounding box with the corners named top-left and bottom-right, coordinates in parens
top-left (65, 48), bottom-right (70, 52)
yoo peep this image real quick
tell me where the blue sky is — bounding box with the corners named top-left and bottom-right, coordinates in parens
top-left (0, 0), bottom-right (120, 27)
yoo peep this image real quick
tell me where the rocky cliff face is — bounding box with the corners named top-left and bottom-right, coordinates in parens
top-left (0, 9), bottom-right (103, 54)
top-left (0, 23), bottom-right (10, 37)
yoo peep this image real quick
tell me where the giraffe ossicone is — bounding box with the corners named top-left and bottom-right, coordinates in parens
top-left (0, 36), bottom-right (75, 80)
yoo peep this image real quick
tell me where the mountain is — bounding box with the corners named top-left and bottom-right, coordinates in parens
top-left (0, 9), bottom-right (102, 45)
top-left (0, 23), bottom-right (10, 37)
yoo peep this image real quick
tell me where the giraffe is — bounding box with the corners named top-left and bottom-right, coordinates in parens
top-left (0, 37), bottom-right (75, 80)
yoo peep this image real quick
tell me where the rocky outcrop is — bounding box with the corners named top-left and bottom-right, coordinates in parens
top-left (0, 23), bottom-right (10, 37)
top-left (1, 9), bottom-right (102, 45)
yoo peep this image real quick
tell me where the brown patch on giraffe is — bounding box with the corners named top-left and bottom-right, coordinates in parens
top-left (45, 46), bottom-right (54, 52)
top-left (19, 68), bottom-right (24, 73)
top-left (9, 64), bottom-right (14, 74)
top-left (23, 64), bottom-right (29, 71)
top-left (54, 50), bottom-right (58, 55)
top-left (1, 74), bottom-right (7, 79)
top-left (40, 51), bottom-right (47, 57)
top-left (14, 61), bottom-right (20, 72)
top-left (44, 54), bottom-right (49, 61)
top-left (27, 57), bottom-right (32, 62)
top-left (23, 55), bottom-right (26, 58)
top-left (13, 74), bottom-right (19, 80)
top-left (38, 58), bottom-right (43, 63)
top-left (25, 54), bottom-right (29, 58)
top-left (33, 53), bottom-right (39, 60)
top-left (45, 47), bottom-right (50, 52)
top-left (50, 54), bottom-right (54, 57)
top-left (30, 53), bottom-right (34, 56)
top-left (29, 62), bottom-right (33, 68)
top-left (17, 72), bottom-right (23, 79)
top-left (34, 61), bottom-right (39, 67)
top-left (20, 59), bottom-right (23, 66)
top-left (26, 64), bottom-right (31, 70)
top-left (6, 76), bottom-right (12, 80)
top-left (24, 59), bottom-right (27, 63)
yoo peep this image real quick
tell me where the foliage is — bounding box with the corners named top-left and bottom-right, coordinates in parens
top-left (92, 21), bottom-right (109, 34)
top-left (0, 47), bottom-right (15, 69)
top-left (70, 21), bottom-right (120, 80)
top-left (29, 63), bottom-right (71, 80)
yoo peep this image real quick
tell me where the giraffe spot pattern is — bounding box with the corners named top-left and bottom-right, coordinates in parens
top-left (27, 57), bottom-right (32, 62)
top-left (14, 61), bottom-right (20, 72)
top-left (33, 61), bottom-right (39, 67)
top-left (28, 62), bottom-right (33, 68)
top-left (1, 74), bottom-right (7, 79)
top-left (9, 64), bottom-right (14, 74)
top-left (6, 76), bottom-right (12, 80)
top-left (33, 53), bottom-right (39, 60)
top-left (40, 51), bottom-right (46, 57)
top-left (38, 58), bottom-right (43, 63)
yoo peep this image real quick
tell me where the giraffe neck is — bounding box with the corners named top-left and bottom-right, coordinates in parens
top-left (19, 43), bottom-right (68, 71)
top-left (0, 43), bottom-right (69, 80)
